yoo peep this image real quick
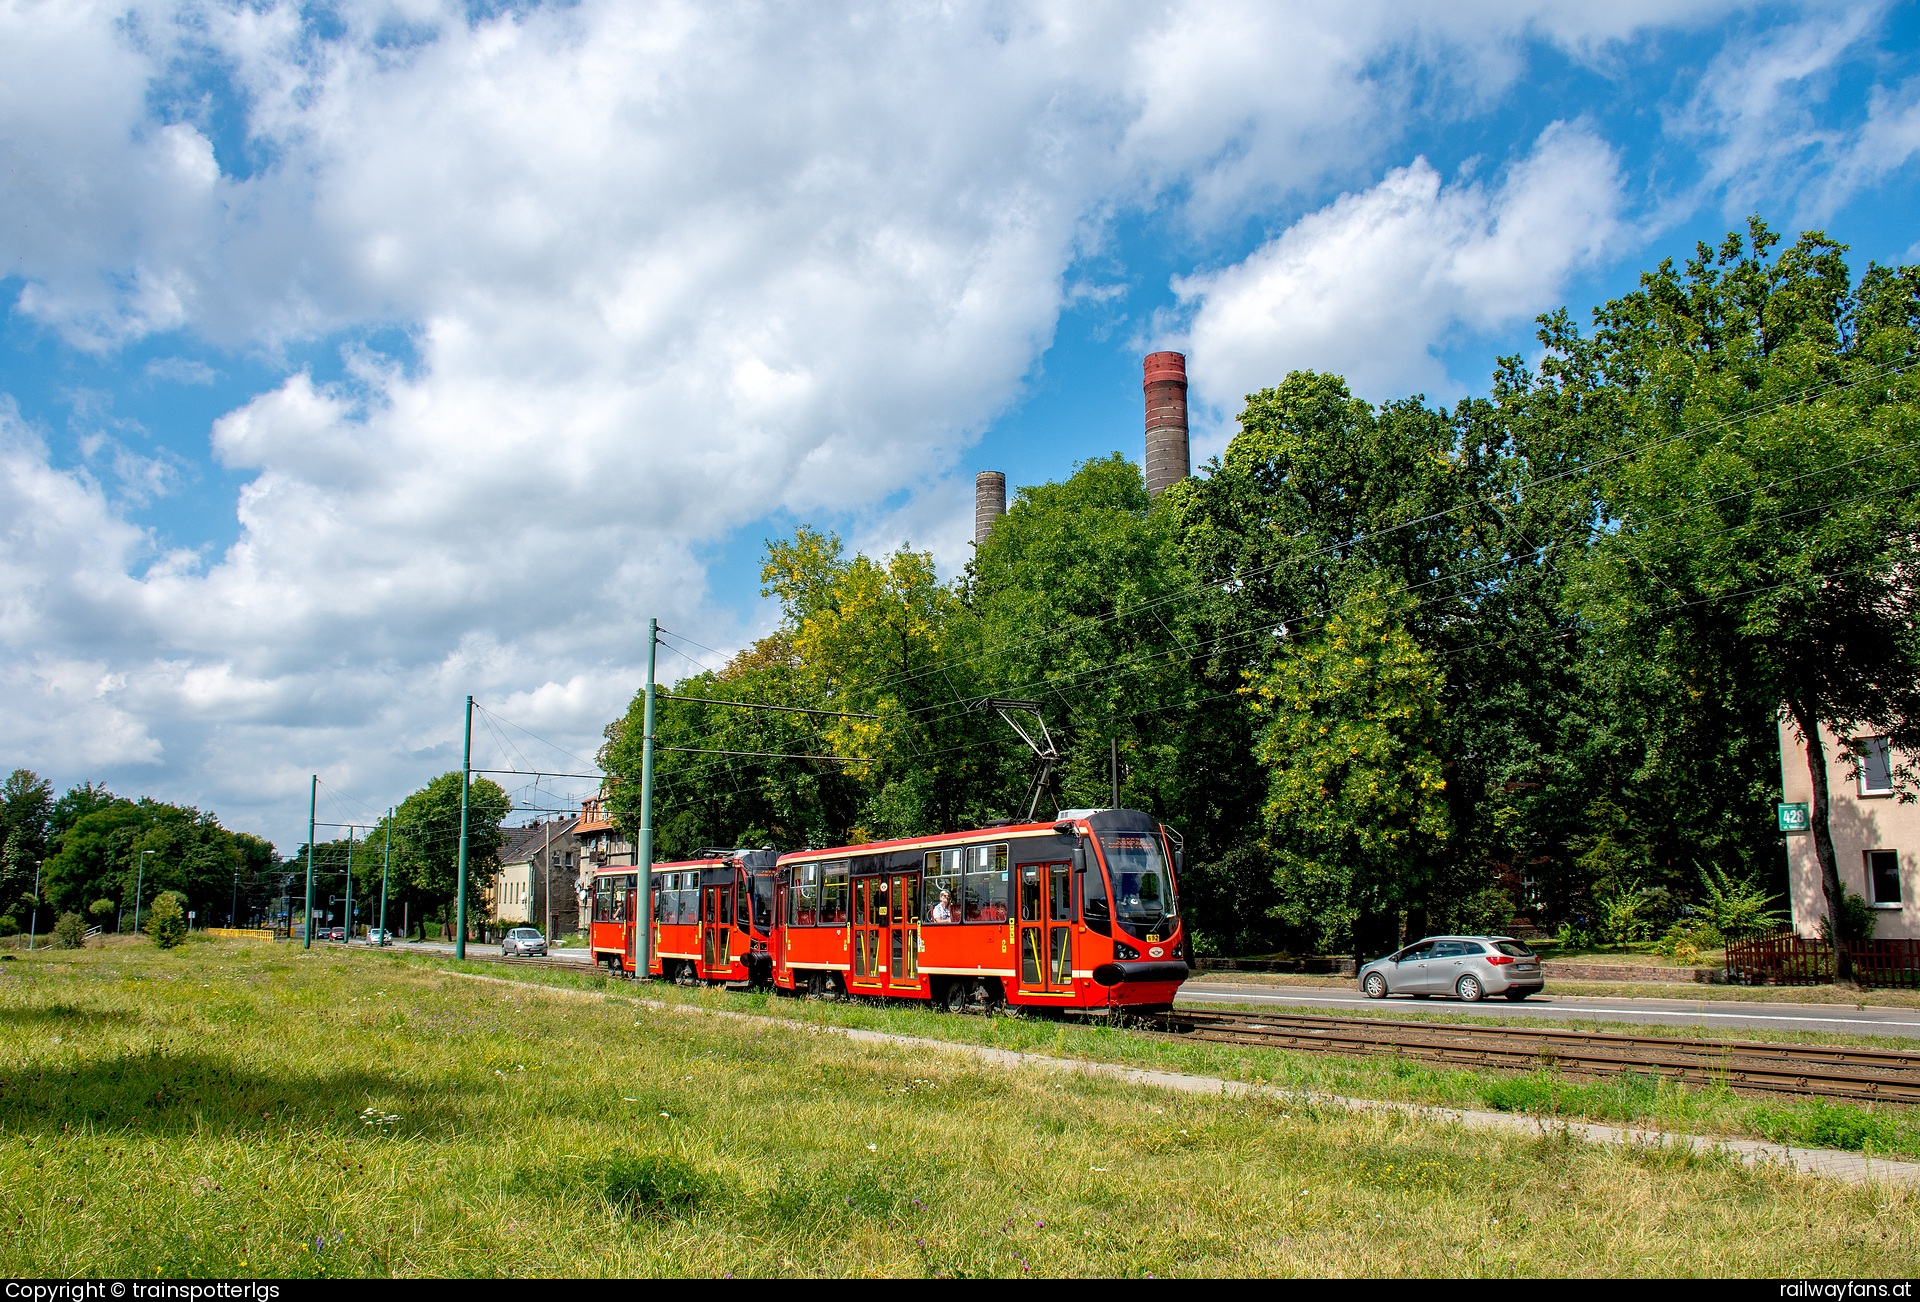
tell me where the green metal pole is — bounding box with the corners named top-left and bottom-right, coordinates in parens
top-left (344, 827), bottom-right (354, 943)
top-left (636, 619), bottom-right (657, 979)
top-left (378, 809), bottom-right (392, 946)
top-left (134, 850), bottom-right (149, 936)
top-left (456, 695), bottom-right (473, 961)
top-left (304, 775), bottom-right (316, 949)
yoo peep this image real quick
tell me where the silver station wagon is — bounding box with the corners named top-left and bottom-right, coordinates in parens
top-left (1358, 935), bottom-right (1543, 1003)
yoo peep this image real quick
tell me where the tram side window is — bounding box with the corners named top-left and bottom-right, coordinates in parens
top-left (611, 880), bottom-right (629, 924)
top-left (593, 879), bottom-right (612, 923)
top-left (925, 849), bottom-right (963, 923)
top-left (791, 864), bottom-right (821, 926)
top-left (819, 862), bottom-right (850, 925)
top-left (965, 844), bottom-right (1009, 922)
top-left (1080, 845), bottom-right (1111, 936)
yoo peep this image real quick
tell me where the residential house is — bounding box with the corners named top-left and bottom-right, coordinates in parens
top-left (1778, 718), bottom-right (1916, 940)
top-left (573, 795), bottom-right (632, 928)
top-left (491, 816), bottom-right (582, 937)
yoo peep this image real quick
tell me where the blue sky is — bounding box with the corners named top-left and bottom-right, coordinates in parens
top-left (2, 1), bottom-right (1917, 849)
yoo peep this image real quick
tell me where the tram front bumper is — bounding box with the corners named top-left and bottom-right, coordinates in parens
top-left (1090, 959), bottom-right (1190, 987)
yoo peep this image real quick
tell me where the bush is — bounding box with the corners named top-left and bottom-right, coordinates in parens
top-left (1697, 865), bottom-right (1786, 941)
top-left (1818, 890), bottom-right (1878, 947)
top-left (1656, 918), bottom-right (1723, 963)
top-left (0, 916), bottom-right (16, 938)
top-left (146, 894), bottom-right (187, 949)
top-left (87, 899), bottom-right (115, 925)
top-left (598, 1152), bottom-right (707, 1219)
top-left (52, 912), bottom-right (85, 949)
top-left (1440, 887), bottom-right (1515, 937)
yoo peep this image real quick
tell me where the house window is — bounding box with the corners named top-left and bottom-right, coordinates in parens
top-left (1860, 736), bottom-right (1895, 796)
top-left (1868, 850), bottom-right (1903, 909)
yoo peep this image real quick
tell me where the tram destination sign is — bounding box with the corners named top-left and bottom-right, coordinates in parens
top-left (1777, 802), bottom-right (1810, 833)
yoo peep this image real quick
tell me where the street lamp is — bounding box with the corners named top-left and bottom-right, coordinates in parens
top-left (133, 850), bottom-right (152, 935)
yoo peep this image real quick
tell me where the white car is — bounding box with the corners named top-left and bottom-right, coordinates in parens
top-left (502, 927), bottom-right (547, 957)
top-left (363, 928), bottom-right (395, 946)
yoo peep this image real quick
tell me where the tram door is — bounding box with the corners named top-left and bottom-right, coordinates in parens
top-left (702, 881), bottom-right (731, 972)
top-left (851, 876), bottom-right (886, 988)
top-left (1018, 862), bottom-right (1074, 993)
top-left (888, 873), bottom-right (920, 989)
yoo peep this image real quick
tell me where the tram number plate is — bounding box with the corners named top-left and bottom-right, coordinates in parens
top-left (1146, 935), bottom-right (1160, 943)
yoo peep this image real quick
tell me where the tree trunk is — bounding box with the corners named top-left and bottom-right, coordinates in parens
top-left (1788, 696), bottom-right (1854, 983)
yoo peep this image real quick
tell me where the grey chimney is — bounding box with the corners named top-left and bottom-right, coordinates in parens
top-left (1143, 351), bottom-right (1189, 499)
top-left (974, 470), bottom-right (1007, 545)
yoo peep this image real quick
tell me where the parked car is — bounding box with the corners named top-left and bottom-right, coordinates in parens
top-left (325, 926), bottom-right (346, 943)
top-left (502, 927), bottom-right (547, 957)
top-left (1358, 935), bottom-right (1543, 1003)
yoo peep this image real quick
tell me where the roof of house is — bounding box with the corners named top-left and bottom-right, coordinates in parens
top-left (496, 817), bottom-right (581, 867)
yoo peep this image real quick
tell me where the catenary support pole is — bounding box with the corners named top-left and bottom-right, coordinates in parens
top-left (27, 859), bottom-right (40, 951)
top-left (542, 815), bottom-right (554, 944)
top-left (231, 863), bottom-right (240, 928)
top-left (636, 618), bottom-right (658, 979)
top-left (305, 775), bottom-right (317, 949)
top-left (134, 849), bottom-right (150, 937)
top-left (344, 827), bottom-right (354, 943)
top-left (379, 809), bottom-right (392, 946)
top-left (1111, 737), bottom-right (1119, 808)
top-left (456, 695), bottom-right (473, 961)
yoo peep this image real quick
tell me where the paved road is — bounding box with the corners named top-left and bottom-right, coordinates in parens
top-left (1175, 980), bottom-right (1920, 1039)
top-left (329, 938), bottom-right (594, 965)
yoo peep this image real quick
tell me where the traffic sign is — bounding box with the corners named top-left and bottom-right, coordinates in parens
top-left (1777, 802), bottom-right (1810, 833)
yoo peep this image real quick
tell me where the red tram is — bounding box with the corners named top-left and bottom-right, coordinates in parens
top-left (588, 808), bottom-right (1186, 1013)
top-left (773, 807), bottom-right (1187, 1012)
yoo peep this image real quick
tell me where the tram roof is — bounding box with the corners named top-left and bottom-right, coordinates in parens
top-left (776, 808), bottom-right (1158, 865)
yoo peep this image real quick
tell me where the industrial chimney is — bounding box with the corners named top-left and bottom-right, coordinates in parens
top-left (974, 470), bottom-right (1007, 545)
top-left (1143, 351), bottom-right (1189, 499)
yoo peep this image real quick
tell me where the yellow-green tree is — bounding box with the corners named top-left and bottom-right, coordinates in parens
top-left (1249, 582), bottom-right (1452, 961)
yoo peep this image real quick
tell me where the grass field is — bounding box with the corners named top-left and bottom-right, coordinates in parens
top-left (2, 941), bottom-right (1917, 1278)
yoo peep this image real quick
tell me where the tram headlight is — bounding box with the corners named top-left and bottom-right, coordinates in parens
top-left (1114, 942), bottom-right (1140, 961)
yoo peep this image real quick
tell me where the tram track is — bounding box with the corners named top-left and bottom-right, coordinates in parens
top-left (1159, 1009), bottom-right (1920, 1105)
top-left (418, 951), bottom-right (1920, 1105)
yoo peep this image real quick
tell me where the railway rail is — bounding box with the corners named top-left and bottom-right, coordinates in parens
top-left (1160, 1009), bottom-right (1920, 1105)
top-left (415, 951), bottom-right (1920, 1104)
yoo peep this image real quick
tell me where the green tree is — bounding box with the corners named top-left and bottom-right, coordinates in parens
top-left (1568, 221), bottom-right (1920, 978)
top-left (383, 773), bottom-right (510, 931)
top-left (1248, 582), bottom-right (1453, 961)
top-left (146, 892), bottom-right (186, 948)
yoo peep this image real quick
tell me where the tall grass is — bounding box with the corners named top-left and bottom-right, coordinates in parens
top-left (0, 942), bottom-right (1914, 1277)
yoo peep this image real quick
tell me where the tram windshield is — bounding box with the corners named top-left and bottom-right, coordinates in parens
top-left (751, 873), bottom-right (775, 929)
top-left (1096, 831), bottom-right (1176, 933)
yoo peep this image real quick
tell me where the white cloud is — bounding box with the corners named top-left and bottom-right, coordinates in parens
top-left (1176, 123), bottom-right (1625, 428)
top-left (0, 1), bottom-right (1798, 845)
top-left (1678, 6), bottom-right (1920, 220)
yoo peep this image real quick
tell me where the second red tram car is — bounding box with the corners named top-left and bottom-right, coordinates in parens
top-left (590, 849), bottom-right (779, 984)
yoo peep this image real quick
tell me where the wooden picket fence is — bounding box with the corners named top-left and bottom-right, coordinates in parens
top-left (1724, 929), bottom-right (1920, 989)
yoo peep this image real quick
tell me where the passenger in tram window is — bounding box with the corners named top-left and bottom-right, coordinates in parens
top-left (924, 849), bottom-right (962, 923)
top-left (930, 888), bottom-right (955, 923)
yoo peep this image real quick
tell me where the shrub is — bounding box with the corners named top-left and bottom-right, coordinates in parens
top-left (1697, 865), bottom-right (1786, 941)
top-left (52, 912), bottom-right (85, 949)
top-left (598, 1152), bottom-right (707, 1219)
top-left (1818, 890), bottom-right (1878, 947)
top-left (0, 916), bottom-right (16, 938)
top-left (1595, 885), bottom-right (1670, 945)
top-left (1440, 887), bottom-right (1514, 937)
top-left (146, 894), bottom-right (187, 949)
top-left (1656, 918), bottom-right (1723, 963)
top-left (87, 899), bottom-right (115, 925)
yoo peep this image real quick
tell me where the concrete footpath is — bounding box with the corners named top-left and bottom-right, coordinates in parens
top-left (439, 965), bottom-right (1920, 1188)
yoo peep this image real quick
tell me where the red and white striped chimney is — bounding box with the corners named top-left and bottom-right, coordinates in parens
top-left (1143, 351), bottom-right (1189, 499)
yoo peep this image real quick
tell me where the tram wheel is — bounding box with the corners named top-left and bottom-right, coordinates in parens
top-left (941, 980), bottom-right (968, 1014)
